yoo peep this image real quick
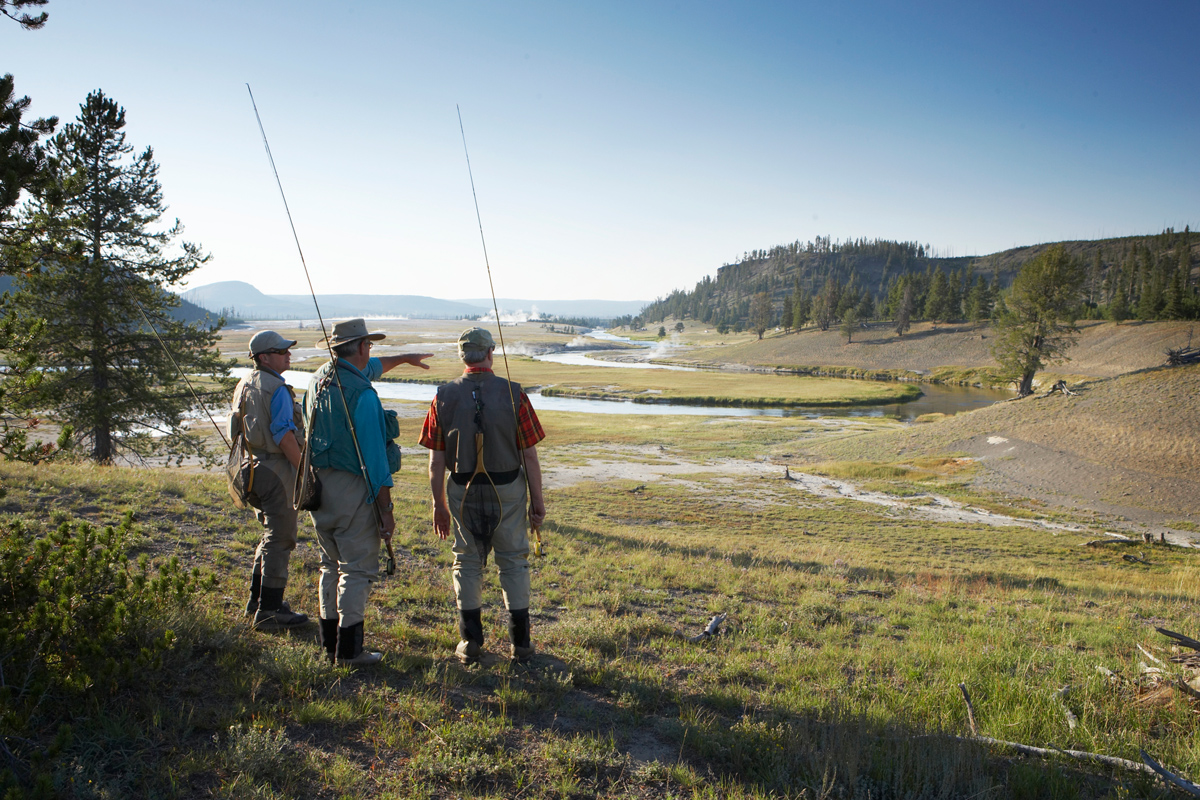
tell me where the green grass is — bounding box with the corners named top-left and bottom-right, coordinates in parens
top-left (2, 411), bottom-right (1198, 798)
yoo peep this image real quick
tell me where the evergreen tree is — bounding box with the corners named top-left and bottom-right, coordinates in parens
top-left (991, 246), bottom-right (1085, 396)
top-left (1107, 281), bottom-right (1130, 322)
top-left (841, 307), bottom-right (858, 344)
top-left (3, 90), bottom-right (229, 463)
top-left (923, 267), bottom-right (948, 323)
top-left (781, 292), bottom-right (793, 332)
top-left (749, 291), bottom-right (771, 339)
top-left (0, 0), bottom-right (49, 29)
top-left (814, 278), bottom-right (837, 331)
top-left (894, 283), bottom-right (913, 337)
top-left (945, 269), bottom-right (963, 321)
top-left (1, 73), bottom-right (57, 243)
top-left (966, 275), bottom-right (991, 324)
top-left (793, 289), bottom-right (811, 330)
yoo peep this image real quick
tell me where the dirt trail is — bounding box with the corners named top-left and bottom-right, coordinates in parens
top-left (543, 446), bottom-right (1160, 541)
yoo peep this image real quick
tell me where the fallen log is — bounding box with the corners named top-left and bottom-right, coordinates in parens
top-left (1158, 628), bottom-right (1200, 652)
top-left (1141, 750), bottom-right (1200, 797)
top-left (1166, 346), bottom-right (1200, 367)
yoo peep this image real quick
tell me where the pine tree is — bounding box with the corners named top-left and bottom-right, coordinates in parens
top-left (923, 267), bottom-right (948, 324)
top-left (991, 246), bottom-right (1085, 396)
top-left (3, 90), bottom-right (229, 464)
top-left (1, 73), bottom-right (56, 241)
top-left (841, 307), bottom-right (858, 344)
top-left (749, 291), bottom-right (772, 339)
top-left (793, 289), bottom-right (811, 330)
top-left (894, 283), bottom-right (913, 337)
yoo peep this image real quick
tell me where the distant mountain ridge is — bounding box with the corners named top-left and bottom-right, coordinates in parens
top-left (181, 281), bottom-right (649, 320)
top-left (0, 274), bottom-right (216, 325)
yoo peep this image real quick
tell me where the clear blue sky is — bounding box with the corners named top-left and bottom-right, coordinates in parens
top-left (5, 1), bottom-right (1197, 301)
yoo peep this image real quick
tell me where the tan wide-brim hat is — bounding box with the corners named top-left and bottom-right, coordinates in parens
top-left (318, 317), bottom-right (387, 348)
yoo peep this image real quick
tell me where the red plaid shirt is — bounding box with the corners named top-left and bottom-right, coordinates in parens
top-left (419, 367), bottom-right (545, 451)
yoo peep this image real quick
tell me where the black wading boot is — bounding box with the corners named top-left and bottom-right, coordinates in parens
top-left (336, 621), bottom-right (382, 666)
top-left (509, 608), bottom-right (534, 662)
top-left (319, 618), bottom-right (339, 663)
top-left (243, 566), bottom-right (263, 617)
top-left (253, 586), bottom-right (309, 627)
top-left (455, 608), bottom-right (484, 664)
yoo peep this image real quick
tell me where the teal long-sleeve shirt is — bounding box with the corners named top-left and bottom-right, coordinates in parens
top-left (307, 357), bottom-right (393, 504)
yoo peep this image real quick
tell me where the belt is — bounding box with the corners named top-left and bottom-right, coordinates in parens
top-left (451, 467), bottom-right (521, 486)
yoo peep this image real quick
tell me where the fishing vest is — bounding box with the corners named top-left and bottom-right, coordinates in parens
top-left (436, 372), bottom-right (523, 476)
top-left (230, 367), bottom-right (304, 457)
top-left (306, 358), bottom-right (382, 474)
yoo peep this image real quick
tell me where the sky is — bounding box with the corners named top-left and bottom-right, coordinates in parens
top-left (4, 1), bottom-right (1198, 302)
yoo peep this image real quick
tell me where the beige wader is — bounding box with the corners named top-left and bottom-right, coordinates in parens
top-left (309, 467), bottom-right (381, 628)
top-left (446, 472), bottom-right (530, 612)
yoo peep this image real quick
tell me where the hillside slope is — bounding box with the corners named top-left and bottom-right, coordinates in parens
top-left (803, 363), bottom-right (1200, 533)
top-left (685, 319), bottom-right (1196, 381)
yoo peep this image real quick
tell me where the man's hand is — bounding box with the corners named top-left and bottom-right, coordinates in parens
top-left (378, 353), bottom-right (434, 374)
top-left (433, 502), bottom-right (452, 541)
top-left (376, 491), bottom-right (396, 541)
top-left (529, 497), bottom-right (546, 529)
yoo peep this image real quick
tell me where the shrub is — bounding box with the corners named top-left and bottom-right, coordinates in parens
top-left (0, 511), bottom-right (214, 795)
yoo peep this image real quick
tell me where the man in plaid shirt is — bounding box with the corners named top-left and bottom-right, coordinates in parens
top-left (420, 327), bottom-right (546, 663)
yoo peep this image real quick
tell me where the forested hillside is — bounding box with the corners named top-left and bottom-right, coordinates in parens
top-left (636, 229), bottom-right (1200, 335)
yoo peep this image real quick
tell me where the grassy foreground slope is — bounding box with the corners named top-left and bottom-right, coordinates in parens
top-left (4, 404), bottom-right (1200, 797)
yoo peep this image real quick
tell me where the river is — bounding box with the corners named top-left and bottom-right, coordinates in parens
top-left (230, 367), bottom-right (1009, 422)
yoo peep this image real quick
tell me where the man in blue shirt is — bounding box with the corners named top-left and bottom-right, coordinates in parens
top-left (232, 330), bottom-right (309, 627)
top-left (305, 318), bottom-right (431, 665)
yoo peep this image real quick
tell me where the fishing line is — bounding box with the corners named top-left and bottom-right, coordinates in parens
top-left (247, 84), bottom-right (393, 568)
top-left (455, 105), bottom-right (543, 556)
top-left (131, 293), bottom-right (231, 449)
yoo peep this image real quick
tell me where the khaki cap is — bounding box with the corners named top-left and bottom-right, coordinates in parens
top-left (319, 318), bottom-right (387, 348)
top-left (249, 330), bottom-right (297, 357)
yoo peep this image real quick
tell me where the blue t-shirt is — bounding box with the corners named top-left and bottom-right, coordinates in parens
top-left (268, 384), bottom-right (297, 445)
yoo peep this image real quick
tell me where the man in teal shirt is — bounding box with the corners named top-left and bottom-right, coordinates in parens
top-left (305, 318), bottom-right (430, 665)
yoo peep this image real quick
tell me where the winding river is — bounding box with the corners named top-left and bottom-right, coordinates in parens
top-left (230, 327), bottom-right (1009, 421)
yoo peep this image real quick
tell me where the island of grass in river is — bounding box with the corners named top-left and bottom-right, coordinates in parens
top-left (531, 365), bottom-right (923, 407)
top-left (270, 352), bottom-right (924, 409)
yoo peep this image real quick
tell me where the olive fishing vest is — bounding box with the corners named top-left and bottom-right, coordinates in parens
top-left (436, 372), bottom-right (523, 476)
top-left (306, 359), bottom-right (377, 474)
top-left (230, 367), bottom-right (304, 457)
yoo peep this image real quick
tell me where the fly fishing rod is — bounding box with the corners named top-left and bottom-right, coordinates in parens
top-left (456, 105), bottom-right (543, 557)
top-left (247, 84), bottom-right (395, 573)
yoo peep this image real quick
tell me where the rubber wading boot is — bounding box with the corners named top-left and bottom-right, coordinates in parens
top-left (252, 586), bottom-right (309, 627)
top-left (509, 608), bottom-right (535, 662)
top-left (455, 608), bottom-right (484, 664)
top-left (243, 566), bottom-right (263, 617)
top-left (319, 618), bottom-right (339, 663)
top-left (336, 621), bottom-right (382, 666)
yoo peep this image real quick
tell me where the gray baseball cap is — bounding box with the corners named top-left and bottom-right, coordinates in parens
top-left (457, 326), bottom-right (495, 354)
top-left (248, 330), bottom-right (297, 357)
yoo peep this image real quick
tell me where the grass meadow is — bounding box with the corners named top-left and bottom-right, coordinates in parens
top-left (2, 403), bottom-right (1199, 798)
